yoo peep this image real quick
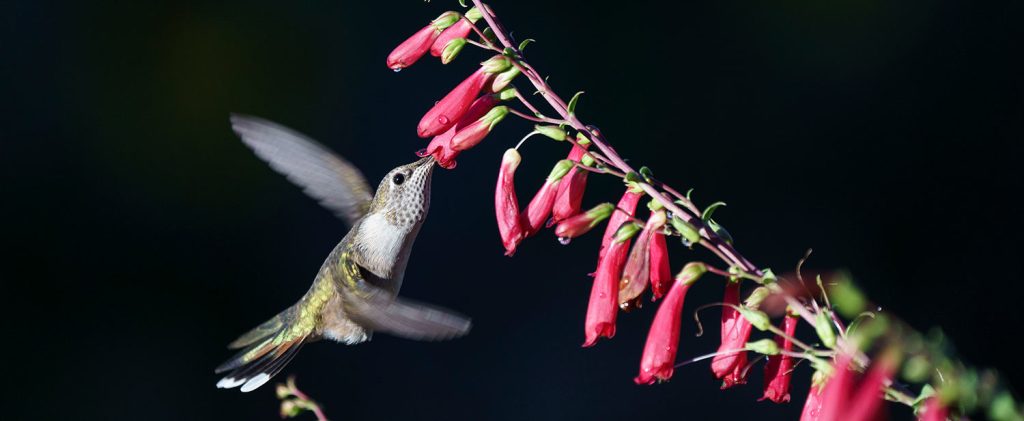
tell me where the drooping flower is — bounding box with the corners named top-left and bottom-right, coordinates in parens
top-left (618, 209), bottom-right (668, 308)
top-left (521, 160), bottom-right (574, 237)
top-left (800, 376), bottom-right (826, 421)
top-left (495, 148), bottom-right (523, 255)
top-left (387, 11), bottom-right (461, 70)
top-left (418, 95), bottom-right (500, 169)
top-left (549, 142), bottom-right (591, 226)
top-left (761, 313), bottom-right (799, 403)
top-left (711, 280), bottom-right (754, 388)
top-left (553, 203), bottom-right (614, 240)
top-left (417, 56), bottom-right (509, 138)
top-left (597, 188), bottom-right (644, 260)
top-left (583, 221), bottom-right (641, 347)
top-left (634, 262), bottom-right (705, 385)
top-left (648, 224), bottom-right (672, 300)
top-left (450, 106), bottom-right (509, 151)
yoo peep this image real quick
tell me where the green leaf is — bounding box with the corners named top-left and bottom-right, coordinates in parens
top-left (459, 0), bottom-right (468, 7)
top-left (567, 91), bottom-right (584, 116)
top-left (639, 166), bottom-right (653, 180)
top-left (815, 311), bottom-right (837, 348)
top-left (686, 188), bottom-right (695, 201)
top-left (701, 201), bottom-right (727, 221)
top-left (518, 38), bottom-right (535, 51)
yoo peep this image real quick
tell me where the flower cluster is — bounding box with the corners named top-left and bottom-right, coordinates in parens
top-left (384, 3), bottom-right (1023, 421)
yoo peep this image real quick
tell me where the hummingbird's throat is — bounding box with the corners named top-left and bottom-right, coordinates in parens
top-left (353, 212), bottom-right (412, 279)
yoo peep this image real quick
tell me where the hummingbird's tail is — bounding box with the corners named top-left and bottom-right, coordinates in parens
top-left (214, 305), bottom-right (311, 392)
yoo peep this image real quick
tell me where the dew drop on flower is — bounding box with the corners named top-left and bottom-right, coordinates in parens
top-left (416, 148), bottom-right (429, 157)
top-left (393, 68), bottom-right (402, 73)
top-left (437, 116), bottom-right (450, 125)
top-left (558, 237), bottom-right (571, 245)
top-left (681, 237), bottom-right (693, 248)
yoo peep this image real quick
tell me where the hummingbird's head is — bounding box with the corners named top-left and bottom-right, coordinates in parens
top-left (367, 156), bottom-right (436, 232)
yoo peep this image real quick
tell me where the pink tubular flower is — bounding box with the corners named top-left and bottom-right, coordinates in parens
top-left (418, 95), bottom-right (500, 169)
top-left (387, 12), bottom-right (460, 70)
top-left (918, 397), bottom-right (948, 421)
top-left (634, 263), bottom-right (705, 385)
top-left (549, 143), bottom-right (591, 226)
top-left (583, 229), bottom-right (631, 347)
top-left (450, 106), bottom-right (509, 151)
top-left (521, 160), bottom-right (574, 237)
top-left (812, 351), bottom-right (896, 421)
top-left (430, 19), bottom-right (473, 58)
top-left (760, 313), bottom-right (799, 403)
top-left (554, 203), bottom-right (614, 240)
top-left (495, 148), bottom-right (523, 255)
top-left (598, 189), bottom-right (644, 260)
top-left (800, 381), bottom-right (826, 421)
top-left (418, 68), bottom-right (493, 138)
top-left (618, 209), bottom-right (668, 307)
top-left (648, 229), bottom-right (672, 300)
top-left (711, 280), bottom-right (754, 388)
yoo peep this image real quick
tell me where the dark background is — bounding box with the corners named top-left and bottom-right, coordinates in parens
top-left (3, 0), bottom-right (1022, 419)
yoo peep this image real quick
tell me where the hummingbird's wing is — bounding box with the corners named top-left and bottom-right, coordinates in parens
top-left (231, 114), bottom-right (373, 226)
top-left (340, 278), bottom-right (472, 341)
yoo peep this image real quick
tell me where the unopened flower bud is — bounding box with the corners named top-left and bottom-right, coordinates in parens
top-left (671, 216), bottom-right (701, 246)
top-left (613, 221), bottom-right (643, 243)
top-left (744, 286), bottom-right (771, 308)
top-left (465, 6), bottom-right (484, 22)
top-left (555, 202), bottom-right (614, 239)
top-left (746, 338), bottom-right (781, 356)
top-left (491, 66), bottom-right (521, 91)
top-left (495, 148), bottom-right (523, 255)
top-left (815, 311), bottom-right (837, 348)
top-left (738, 306), bottom-right (772, 331)
top-left (480, 55), bottom-right (512, 74)
top-left (275, 384), bottom-right (291, 399)
top-left (535, 125), bottom-right (566, 141)
top-left (279, 399), bottom-right (303, 418)
top-left (675, 262), bottom-right (706, 285)
top-left (430, 11), bottom-right (461, 31)
top-left (440, 38), bottom-right (466, 64)
top-left (497, 87), bottom-right (518, 101)
top-left (580, 153), bottom-right (596, 167)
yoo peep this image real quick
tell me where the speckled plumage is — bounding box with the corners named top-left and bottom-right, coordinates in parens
top-left (216, 116), bottom-right (471, 392)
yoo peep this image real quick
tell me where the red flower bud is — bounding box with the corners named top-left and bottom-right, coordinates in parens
top-left (583, 224), bottom-right (632, 347)
top-left (711, 280), bottom-right (754, 388)
top-left (648, 228), bottom-right (672, 300)
top-left (386, 12), bottom-right (459, 70)
top-left (495, 148), bottom-right (523, 256)
top-left (549, 143), bottom-right (591, 226)
top-left (450, 106), bottom-right (508, 151)
top-left (554, 203), bottom-right (614, 240)
top-left (417, 66), bottom-right (495, 138)
top-left (521, 160), bottom-right (574, 237)
top-left (634, 281), bottom-right (691, 385)
top-left (760, 313), bottom-right (799, 403)
top-left (430, 19), bottom-right (474, 58)
top-left (418, 95), bottom-right (500, 169)
top-left (619, 210), bottom-right (668, 307)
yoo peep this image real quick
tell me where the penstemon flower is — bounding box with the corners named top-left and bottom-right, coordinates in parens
top-left (418, 94), bottom-right (501, 169)
top-left (618, 209), bottom-right (668, 307)
top-left (450, 106), bottom-right (509, 151)
top-left (583, 221), bottom-right (641, 347)
top-left (495, 148), bottom-right (523, 255)
top-left (417, 56), bottom-right (510, 138)
top-left (597, 188), bottom-right (644, 260)
top-left (712, 280), bottom-right (754, 388)
top-left (429, 7), bottom-right (482, 61)
top-left (634, 262), bottom-right (705, 385)
top-left (387, 11), bottom-right (461, 70)
top-left (760, 313), bottom-right (799, 403)
top-left (521, 160), bottom-right (574, 237)
top-left (648, 226), bottom-right (672, 300)
top-left (553, 203), bottom-right (614, 240)
top-left (549, 142), bottom-right (591, 226)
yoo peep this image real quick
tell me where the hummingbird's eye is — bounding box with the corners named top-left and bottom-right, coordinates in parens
top-left (392, 173), bottom-right (406, 185)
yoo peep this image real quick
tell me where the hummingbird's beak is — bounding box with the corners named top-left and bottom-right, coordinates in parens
top-left (413, 155), bottom-right (435, 168)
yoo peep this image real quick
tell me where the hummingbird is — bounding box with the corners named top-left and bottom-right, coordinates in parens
top-left (215, 114), bottom-right (471, 392)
